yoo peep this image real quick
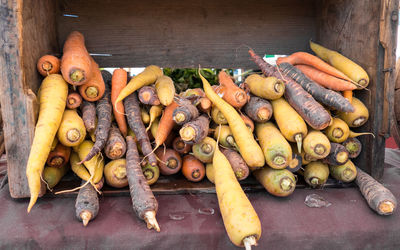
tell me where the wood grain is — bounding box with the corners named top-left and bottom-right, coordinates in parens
top-left (56, 0), bottom-right (317, 68)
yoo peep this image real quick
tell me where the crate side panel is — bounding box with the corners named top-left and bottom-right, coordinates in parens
top-left (57, 0), bottom-right (317, 68)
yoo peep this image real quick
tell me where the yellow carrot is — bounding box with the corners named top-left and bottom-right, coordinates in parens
top-left (155, 75), bottom-right (175, 106)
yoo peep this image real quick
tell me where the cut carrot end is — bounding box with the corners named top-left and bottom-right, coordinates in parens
top-left (49, 156), bottom-right (64, 167)
top-left (113, 165), bottom-right (127, 179)
top-left (201, 143), bottom-right (213, 154)
top-left (67, 128), bottom-right (81, 143)
top-left (342, 169), bottom-right (355, 182)
top-left (379, 201), bottom-right (395, 214)
top-left (314, 144), bottom-right (326, 155)
top-left (70, 69), bottom-right (85, 83)
top-left (332, 128), bottom-right (344, 139)
top-left (336, 152), bottom-right (348, 164)
top-left (42, 61), bottom-right (53, 71)
top-left (86, 86), bottom-right (99, 99)
top-left (273, 155), bottom-right (286, 166)
top-left (180, 126), bottom-right (196, 142)
top-left (257, 108), bottom-right (270, 121)
top-left (143, 169), bottom-right (154, 181)
top-left (174, 112), bottom-right (186, 123)
top-left (192, 170), bottom-right (201, 179)
top-left (280, 177), bottom-right (294, 192)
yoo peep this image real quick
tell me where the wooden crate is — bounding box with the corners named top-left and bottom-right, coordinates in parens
top-left (0, 0), bottom-right (397, 198)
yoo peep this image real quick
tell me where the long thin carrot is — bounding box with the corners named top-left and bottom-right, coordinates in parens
top-left (78, 57), bottom-right (106, 102)
top-left (276, 52), bottom-right (355, 83)
top-left (37, 55), bottom-right (60, 76)
top-left (111, 68), bottom-right (128, 137)
top-left (295, 65), bottom-right (357, 91)
top-left (216, 71), bottom-right (248, 108)
top-left (155, 101), bottom-right (179, 147)
top-left (61, 31), bottom-right (92, 85)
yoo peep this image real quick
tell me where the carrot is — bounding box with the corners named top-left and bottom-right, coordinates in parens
top-left (75, 179), bottom-right (99, 227)
top-left (214, 125), bottom-right (238, 150)
top-left (126, 136), bottom-right (160, 231)
top-left (142, 162), bottom-right (160, 185)
top-left (338, 97), bottom-right (369, 127)
top-left (291, 143), bottom-right (315, 166)
top-left (213, 144), bottom-right (261, 248)
top-left (215, 71), bottom-right (247, 108)
top-left (277, 52), bottom-right (355, 83)
top-left (46, 143), bottom-right (71, 168)
top-left (244, 74), bottom-right (285, 100)
top-left (61, 31), bottom-right (92, 85)
top-left (146, 105), bottom-right (163, 132)
top-left (26, 74), bottom-right (68, 213)
top-left (115, 65), bottom-right (163, 109)
top-left (278, 62), bottom-right (354, 112)
top-left (200, 69), bottom-right (265, 168)
top-left (329, 160), bottom-right (357, 183)
top-left (256, 122), bottom-right (292, 170)
top-left (355, 167), bottom-right (397, 215)
top-left (80, 100), bottom-right (96, 133)
top-left (240, 113), bottom-right (254, 132)
top-left (211, 106), bottom-right (228, 125)
top-left (154, 101), bottom-right (179, 148)
top-left (220, 148), bottom-right (249, 181)
top-left (155, 75), bottom-right (175, 106)
top-left (141, 108), bottom-right (150, 124)
top-left (173, 100), bottom-right (199, 126)
top-left (310, 41), bottom-right (369, 89)
top-left (192, 137), bottom-right (216, 163)
top-left (253, 167), bottom-right (296, 197)
top-left (138, 86), bottom-right (161, 106)
top-left (322, 143), bottom-right (349, 166)
top-left (78, 58), bottom-right (106, 102)
top-left (70, 152), bottom-right (92, 182)
top-left (104, 125), bottom-right (126, 160)
top-left (172, 136), bottom-right (192, 154)
top-left (249, 49), bottom-right (332, 130)
top-left (243, 96), bottom-right (273, 123)
top-left (182, 155), bottom-right (205, 182)
top-left (294, 65), bottom-right (356, 91)
top-left (111, 68), bottom-right (128, 137)
top-left (43, 163), bottom-right (69, 189)
top-left (66, 91), bottom-right (82, 109)
top-left (50, 137), bottom-right (58, 151)
top-left (179, 115), bottom-right (209, 144)
top-left (342, 138), bottom-right (362, 159)
top-left (125, 92), bottom-right (157, 167)
top-left (287, 152), bottom-right (302, 173)
top-left (78, 140), bottom-right (104, 184)
top-left (180, 88), bottom-right (211, 113)
top-left (303, 161), bottom-right (329, 188)
top-left (104, 159), bottom-right (128, 188)
top-left (57, 109), bottom-right (86, 147)
top-left (271, 98), bottom-right (307, 153)
top-left (206, 163), bottom-right (215, 184)
top-left (324, 117), bottom-right (374, 143)
top-left (37, 55), bottom-right (60, 76)
top-left (302, 130), bottom-right (331, 160)
top-left (79, 82), bottom-right (112, 163)
top-left (155, 148), bottom-right (182, 175)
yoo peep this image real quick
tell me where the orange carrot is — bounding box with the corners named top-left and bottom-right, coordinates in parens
top-left (78, 57), bottom-right (105, 102)
top-left (155, 102), bottom-right (179, 147)
top-left (61, 31), bottom-right (92, 85)
top-left (66, 91), bottom-right (82, 109)
top-left (343, 90), bottom-right (353, 104)
top-left (46, 143), bottom-right (71, 168)
top-left (276, 52), bottom-right (354, 83)
top-left (215, 71), bottom-right (247, 108)
top-left (111, 68), bottom-right (128, 137)
top-left (37, 55), bottom-right (60, 76)
top-left (240, 113), bottom-right (254, 132)
top-left (295, 65), bottom-right (357, 91)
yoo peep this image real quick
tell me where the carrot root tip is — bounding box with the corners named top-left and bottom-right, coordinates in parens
top-left (295, 134), bottom-right (303, 154)
top-left (144, 211), bottom-right (160, 232)
top-left (80, 211), bottom-right (92, 227)
top-left (243, 236), bottom-right (257, 250)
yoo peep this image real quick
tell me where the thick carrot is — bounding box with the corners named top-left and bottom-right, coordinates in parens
top-left (302, 130), bottom-right (331, 160)
top-left (244, 74), bottom-right (285, 100)
top-left (57, 109), bottom-right (86, 147)
top-left (155, 75), bottom-right (175, 106)
top-left (249, 49), bottom-right (331, 130)
top-left (154, 101), bottom-right (179, 147)
top-left (216, 71), bottom-right (248, 108)
top-left (78, 58), bottom-right (106, 102)
top-left (182, 155), bottom-right (205, 182)
top-left (26, 74), bottom-right (68, 212)
top-left (61, 31), bottom-right (92, 85)
top-left (104, 159), bottom-right (128, 188)
top-left (294, 65), bottom-right (356, 91)
top-left (278, 62), bottom-right (354, 112)
top-left (342, 138), bottom-right (362, 159)
top-left (142, 162), bottom-right (160, 186)
top-left (115, 65), bottom-right (163, 108)
top-left (78, 140), bottom-right (105, 184)
top-left (213, 144), bottom-right (261, 248)
top-left (206, 163), bottom-right (215, 184)
top-left (304, 161), bottom-right (329, 188)
top-left (111, 68), bottom-right (128, 137)
top-left (138, 86), bottom-right (161, 106)
top-left (277, 52), bottom-right (355, 83)
top-left (66, 91), bottom-right (82, 109)
top-left (324, 117), bottom-right (374, 143)
top-left (243, 96), bottom-right (273, 123)
top-left (329, 160), bottom-right (356, 183)
top-left (322, 143), bottom-right (349, 166)
top-left (46, 143), bottom-right (71, 168)
top-left (141, 108), bottom-right (150, 124)
top-left (338, 97), bottom-right (369, 127)
top-left (173, 99), bottom-right (199, 125)
top-left (220, 148), bottom-right (249, 181)
top-left (37, 55), bottom-right (60, 76)
top-left (211, 106), bottom-right (228, 125)
top-left (172, 136), bottom-right (192, 154)
top-left (79, 82), bottom-right (112, 163)
top-left (80, 100), bottom-right (96, 133)
top-left (192, 137), bottom-right (216, 163)
top-left (155, 148), bottom-right (182, 175)
top-left (200, 69), bottom-right (265, 168)
top-left (126, 136), bottom-right (160, 231)
top-left (75, 179), bottom-right (99, 227)
top-left (146, 105), bottom-right (163, 131)
top-left (253, 167), bottom-right (296, 197)
top-left (214, 125), bottom-right (238, 150)
top-left (43, 163), bottom-right (69, 189)
top-left (356, 167), bottom-right (397, 215)
top-left (179, 115), bottom-right (209, 144)
top-left (104, 125), bottom-right (126, 160)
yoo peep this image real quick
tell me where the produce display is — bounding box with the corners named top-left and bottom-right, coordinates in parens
top-left (25, 31), bottom-right (397, 249)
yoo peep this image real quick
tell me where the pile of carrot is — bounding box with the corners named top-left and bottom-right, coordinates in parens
top-left (25, 31), bottom-right (395, 249)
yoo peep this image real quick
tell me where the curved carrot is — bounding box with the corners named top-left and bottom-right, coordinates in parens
top-left (37, 55), bottom-right (60, 76)
top-left (276, 52), bottom-right (354, 83)
top-left (295, 65), bottom-right (357, 91)
top-left (111, 68), bottom-right (128, 137)
top-left (78, 57), bottom-right (105, 102)
top-left (61, 31), bottom-right (92, 85)
top-left (216, 71), bottom-right (247, 108)
top-left (155, 102), bottom-right (179, 147)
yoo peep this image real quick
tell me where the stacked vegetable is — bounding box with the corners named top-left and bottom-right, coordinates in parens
top-left (27, 31), bottom-right (397, 249)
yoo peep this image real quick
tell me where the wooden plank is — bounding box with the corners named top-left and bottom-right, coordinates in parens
top-left (316, 0), bottom-right (397, 179)
top-left (0, 0), bottom-right (58, 198)
top-left (56, 0), bottom-right (317, 68)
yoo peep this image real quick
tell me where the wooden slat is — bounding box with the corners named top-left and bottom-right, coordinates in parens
top-left (0, 0), bottom-right (58, 198)
top-left (56, 0), bottom-right (317, 68)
